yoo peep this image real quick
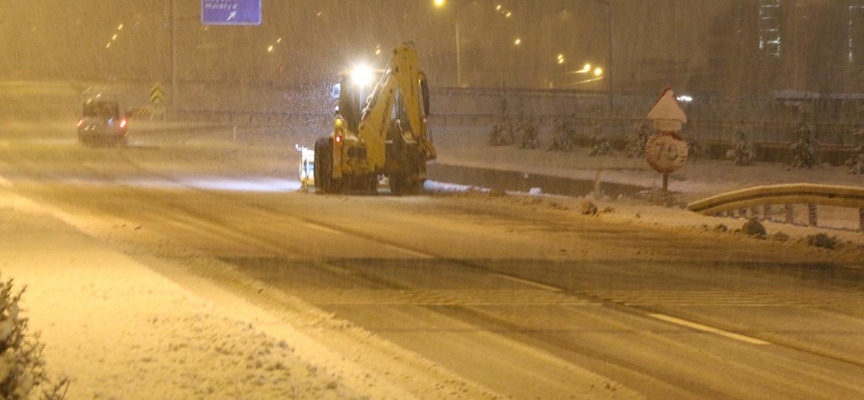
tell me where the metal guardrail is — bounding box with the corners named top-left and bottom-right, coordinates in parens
top-left (687, 184), bottom-right (864, 231)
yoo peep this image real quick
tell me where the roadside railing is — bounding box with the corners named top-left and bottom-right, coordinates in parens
top-left (687, 184), bottom-right (864, 232)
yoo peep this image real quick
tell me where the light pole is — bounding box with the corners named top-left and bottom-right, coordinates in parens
top-left (434, 0), bottom-right (462, 87)
top-left (588, 0), bottom-right (614, 114)
top-left (606, 1), bottom-right (613, 114)
top-left (171, 0), bottom-right (178, 108)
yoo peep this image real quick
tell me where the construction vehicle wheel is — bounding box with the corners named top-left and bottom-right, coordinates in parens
top-left (367, 176), bottom-right (379, 193)
top-left (314, 138), bottom-right (334, 193)
top-left (389, 176), bottom-right (423, 195)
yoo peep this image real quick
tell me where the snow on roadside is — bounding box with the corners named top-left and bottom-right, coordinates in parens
top-left (0, 190), bottom-right (368, 399)
top-left (429, 125), bottom-right (864, 254)
top-left (426, 182), bottom-right (864, 263)
top-left (432, 126), bottom-right (864, 203)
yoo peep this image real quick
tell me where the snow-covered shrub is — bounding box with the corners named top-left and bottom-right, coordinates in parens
top-left (788, 121), bottom-right (818, 169)
top-left (686, 135), bottom-right (705, 163)
top-left (516, 115), bottom-right (539, 150)
top-left (727, 122), bottom-right (756, 166)
top-left (487, 120), bottom-right (514, 146)
top-left (846, 128), bottom-right (864, 174)
top-left (771, 232), bottom-right (790, 242)
top-left (788, 104), bottom-right (818, 169)
top-left (624, 122), bottom-right (650, 158)
top-left (578, 200), bottom-right (598, 215)
top-left (587, 117), bottom-right (612, 157)
top-left (547, 115), bottom-right (575, 152)
top-left (741, 217), bottom-right (766, 238)
top-left (1, 276), bottom-right (69, 400)
top-left (806, 233), bottom-right (837, 249)
top-left (487, 96), bottom-right (515, 147)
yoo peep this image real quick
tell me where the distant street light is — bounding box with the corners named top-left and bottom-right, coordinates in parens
top-left (433, 0), bottom-right (462, 86)
top-left (589, 0), bottom-right (614, 113)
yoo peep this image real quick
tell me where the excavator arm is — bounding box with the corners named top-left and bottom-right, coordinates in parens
top-left (356, 43), bottom-right (436, 171)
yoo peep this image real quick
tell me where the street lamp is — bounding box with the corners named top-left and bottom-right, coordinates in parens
top-left (590, 0), bottom-right (614, 114)
top-left (433, 0), bottom-right (462, 87)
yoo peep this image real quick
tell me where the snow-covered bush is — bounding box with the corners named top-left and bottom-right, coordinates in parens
top-left (846, 128), bottom-right (864, 174)
top-left (624, 122), bottom-right (650, 158)
top-left (788, 121), bottom-right (818, 168)
top-left (727, 122), bottom-right (756, 166)
top-left (487, 120), bottom-right (514, 146)
top-left (806, 233), bottom-right (838, 249)
top-left (516, 114), bottom-right (539, 149)
top-left (578, 200), bottom-right (598, 215)
top-left (1, 276), bottom-right (69, 400)
top-left (686, 135), bottom-right (705, 163)
top-left (547, 115), bottom-right (575, 152)
top-left (741, 217), bottom-right (766, 238)
top-left (487, 96), bottom-right (515, 147)
top-left (587, 117), bottom-right (612, 157)
top-left (787, 104), bottom-right (818, 169)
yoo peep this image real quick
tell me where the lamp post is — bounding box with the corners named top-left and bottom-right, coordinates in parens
top-left (456, 20), bottom-right (462, 87)
top-left (434, 0), bottom-right (462, 87)
top-left (587, 0), bottom-right (614, 114)
top-left (170, 0), bottom-right (178, 108)
top-left (606, 1), bottom-right (614, 114)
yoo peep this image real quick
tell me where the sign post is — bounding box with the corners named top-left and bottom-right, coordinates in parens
top-left (646, 86), bottom-right (688, 204)
top-left (149, 83), bottom-right (165, 121)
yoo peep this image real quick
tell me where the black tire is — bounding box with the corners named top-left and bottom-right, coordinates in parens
top-left (314, 137), bottom-right (335, 193)
top-left (388, 175), bottom-right (423, 195)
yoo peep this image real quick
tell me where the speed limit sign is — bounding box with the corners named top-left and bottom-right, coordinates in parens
top-left (645, 131), bottom-right (688, 174)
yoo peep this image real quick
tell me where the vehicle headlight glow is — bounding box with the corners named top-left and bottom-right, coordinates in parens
top-left (351, 65), bottom-right (375, 87)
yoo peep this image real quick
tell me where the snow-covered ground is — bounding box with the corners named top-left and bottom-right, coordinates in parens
top-left (2, 84), bottom-right (862, 398)
top-left (433, 126), bottom-right (864, 202)
top-left (432, 125), bottom-right (864, 238)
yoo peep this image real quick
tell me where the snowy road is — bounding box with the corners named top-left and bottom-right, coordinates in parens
top-left (2, 82), bottom-right (864, 399)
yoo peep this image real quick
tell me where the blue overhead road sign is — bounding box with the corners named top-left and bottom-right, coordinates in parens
top-left (202, 0), bottom-right (261, 26)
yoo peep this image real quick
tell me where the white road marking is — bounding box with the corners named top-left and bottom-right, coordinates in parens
top-left (303, 222), bottom-right (432, 258)
top-left (318, 263), bottom-right (352, 276)
top-left (302, 222), bottom-right (344, 235)
top-left (649, 313), bottom-right (771, 345)
top-left (493, 273), bottom-right (563, 292)
top-left (382, 244), bottom-right (434, 258)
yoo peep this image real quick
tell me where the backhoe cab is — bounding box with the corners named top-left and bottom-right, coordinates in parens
top-left (309, 43), bottom-right (436, 195)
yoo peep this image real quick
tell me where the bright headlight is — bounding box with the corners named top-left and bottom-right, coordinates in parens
top-left (350, 65), bottom-right (375, 87)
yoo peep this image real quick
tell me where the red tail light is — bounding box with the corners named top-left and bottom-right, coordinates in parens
top-left (335, 133), bottom-right (343, 144)
top-left (119, 119), bottom-right (127, 129)
top-left (76, 119), bottom-right (84, 128)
